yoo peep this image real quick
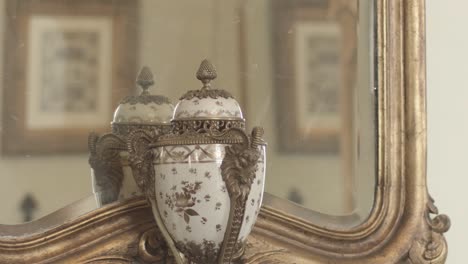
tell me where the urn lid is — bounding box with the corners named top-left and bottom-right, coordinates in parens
top-left (173, 60), bottom-right (244, 121)
top-left (112, 67), bottom-right (174, 125)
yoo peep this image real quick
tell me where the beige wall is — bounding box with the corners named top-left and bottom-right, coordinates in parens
top-left (0, 0), bottom-right (100, 222)
top-left (0, 0), bottom-right (90, 224)
top-left (0, 0), bottom-right (375, 224)
top-left (426, 1), bottom-right (467, 263)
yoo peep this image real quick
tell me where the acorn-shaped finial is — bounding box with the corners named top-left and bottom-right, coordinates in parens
top-left (136, 66), bottom-right (155, 95)
top-left (196, 59), bottom-right (217, 89)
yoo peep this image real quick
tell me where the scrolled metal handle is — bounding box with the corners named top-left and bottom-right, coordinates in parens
top-left (218, 127), bottom-right (265, 264)
top-left (126, 129), bottom-right (186, 264)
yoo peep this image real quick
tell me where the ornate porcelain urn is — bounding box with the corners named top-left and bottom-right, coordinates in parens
top-left (88, 67), bottom-right (174, 205)
top-left (128, 60), bottom-right (266, 264)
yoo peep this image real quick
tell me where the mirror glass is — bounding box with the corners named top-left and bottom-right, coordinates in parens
top-left (0, 0), bottom-right (375, 227)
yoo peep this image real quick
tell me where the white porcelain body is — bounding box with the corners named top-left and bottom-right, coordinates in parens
top-left (173, 98), bottom-right (243, 120)
top-left (152, 143), bottom-right (265, 261)
top-left (113, 101), bottom-right (174, 124)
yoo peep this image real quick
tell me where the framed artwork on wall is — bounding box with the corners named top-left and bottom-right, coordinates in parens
top-left (273, 0), bottom-right (358, 154)
top-left (2, 0), bottom-right (138, 155)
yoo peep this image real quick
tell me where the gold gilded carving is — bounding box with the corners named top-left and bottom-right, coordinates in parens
top-left (78, 206), bottom-right (171, 264)
top-left (127, 129), bottom-right (160, 199)
top-left (241, 236), bottom-right (289, 263)
top-left (138, 228), bottom-right (169, 262)
top-left (111, 123), bottom-right (171, 137)
top-left (176, 240), bottom-right (222, 264)
top-left (197, 59), bottom-right (218, 85)
top-left (155, 126), bottom-right (247, 147)
top-left (217, 127), bottom-right (264, 264)
top-left (407, 197), bottom-right (450, 264)
top-left (120, 94), bottom-right (172, 105)
top-left (179, 89), bottom-right (234, 101)
top-left (127, 130), bottom-right (186, 264)
top-left (180, 60), bottom-right (234, 100)
top-left (88, 132), bottom-right (126, 203)
top-left (0, 198), bottom-right (161, 263)
top-left (172, 119), bottom-right (245, 135)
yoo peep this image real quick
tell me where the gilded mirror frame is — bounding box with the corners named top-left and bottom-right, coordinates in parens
top-left (0, 0), bottom-right (450, 263)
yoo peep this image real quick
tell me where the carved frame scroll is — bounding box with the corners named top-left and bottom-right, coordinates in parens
top-left (0, 0), bottom-right (450, 263)
top-left (246, 0), bottom-right (450, 263)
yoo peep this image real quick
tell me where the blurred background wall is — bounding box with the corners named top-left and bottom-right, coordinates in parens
top-left (0, 0), bottom-right (368, 224)
top-left (427, 1), bottom-right (467, 263)
top-left (0, 0), bottom-right (92, 224)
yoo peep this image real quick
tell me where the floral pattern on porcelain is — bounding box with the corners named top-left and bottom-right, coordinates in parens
top-left (113, 102), bottom-right (174, 124)
top-left (173, 97), bottom-right (243, 120)
top-left (152, 144), bottom-right (265, 262)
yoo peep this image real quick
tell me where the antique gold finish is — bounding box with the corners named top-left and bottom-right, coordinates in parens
top-left (112, 122), bottom-right (172, 137)
top-left (88, 132), bottom-right (126, 203)
top-left (126, 130), bottom-right (159, 199)
top-left (196, 59), bottom-right (218, 88)
top-left (0, 198), bottom-right (162, 263)
top-left (127, 129), bottom-right (186, 264)
top-left (218, 128), bottom-right (263, 264)
top-left (172, 119), bottom-right (245, 135)
top-left (154, 127), bottom-right (246, 147)
top-left (179, 60), bottom-right (235, 100)
top-left (0, 1), bottom-right (449, 263)
top-left (248, 0), bottom-right (451, 263)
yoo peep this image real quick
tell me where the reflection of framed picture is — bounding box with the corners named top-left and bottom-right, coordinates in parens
top-left (295, 22), bottom-right (342, 147)
top-left (273, 0), bottom-right (357, 153)
top-left (3, 0), bottom-right (138, 154)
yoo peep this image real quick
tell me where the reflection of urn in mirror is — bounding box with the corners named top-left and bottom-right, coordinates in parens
top-left (88, 67), bottom-right (174, 205)
top-left (128, 60), bottom-right (266, 264)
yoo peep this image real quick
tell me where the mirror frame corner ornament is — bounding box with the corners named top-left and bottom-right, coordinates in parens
top-left (0, 0), bottom-right (450, 263)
